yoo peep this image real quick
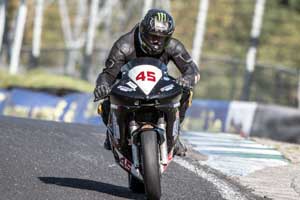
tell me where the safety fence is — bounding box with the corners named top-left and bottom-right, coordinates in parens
top-left (0, 88), bottom-right (299, 143)
top-left (0, 88), bottom-right (100, 125)
top-left (194, 56), bottom-right (299, 107)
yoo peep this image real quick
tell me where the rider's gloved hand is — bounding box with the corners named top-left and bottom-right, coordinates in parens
top-left (94, 84), bottom-right (110, 100)
top-left (176, 77), bottom-right (192, 88)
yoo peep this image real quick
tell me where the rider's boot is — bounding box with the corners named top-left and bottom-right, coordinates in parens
top-left (174, 136), bottom-right (187, 157)
top-left (104, 131), bottom-right (112, 150)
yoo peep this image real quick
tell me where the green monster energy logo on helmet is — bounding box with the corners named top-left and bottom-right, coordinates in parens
top-left (156, 12), bottom-right (167, 22)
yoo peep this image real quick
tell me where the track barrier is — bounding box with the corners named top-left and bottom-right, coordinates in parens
top-left (0, 88), bottom-right (299, 143)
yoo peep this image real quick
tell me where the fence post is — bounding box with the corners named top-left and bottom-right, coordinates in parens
top-left (241, 0), bottom-right (266, 101)
top-left (9, 0), bottom-right (27, 74)
top-left (31, 0), bottom-right (44, 68)
top-left (82, 0), bottom-right (99, 80)
top-left (58, 0), bottom-right (77, 75)
top-left (192, 0), bottom-right (209, 66)
top-left (143, 0), bottom-right (153, 17)
top-left (0, 0), bottom-right (6, 53)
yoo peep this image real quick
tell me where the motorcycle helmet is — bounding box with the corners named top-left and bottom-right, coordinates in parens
top-left (139, 9), bottom-right (175, 55)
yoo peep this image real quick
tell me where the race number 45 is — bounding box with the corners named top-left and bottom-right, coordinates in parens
top-left (136, 71), bottom-right (156, 82)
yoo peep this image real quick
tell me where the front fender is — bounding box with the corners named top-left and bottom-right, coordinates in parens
top-left (132, 124), bottom-right (165, 145)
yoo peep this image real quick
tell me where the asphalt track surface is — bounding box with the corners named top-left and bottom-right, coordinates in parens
top-left (0, 116), bottom-right (260, 200)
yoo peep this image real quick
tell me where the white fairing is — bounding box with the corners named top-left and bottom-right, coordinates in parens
top-left (128, 65), bottom-right (162, 95)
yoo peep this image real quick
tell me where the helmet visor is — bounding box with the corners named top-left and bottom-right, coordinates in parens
top-left (142, 32), bottom-right (169, 50)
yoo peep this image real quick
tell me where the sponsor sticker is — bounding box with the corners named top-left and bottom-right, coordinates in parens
top-left (126, 81), bottom-right (137, 90)
top-left (117, 85), bottom-right (134, 92)
top-left (160, 84), bottom-right (174, 92)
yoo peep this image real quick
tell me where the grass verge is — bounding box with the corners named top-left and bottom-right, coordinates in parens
top-left (0, 69), bottom-right (94, 93)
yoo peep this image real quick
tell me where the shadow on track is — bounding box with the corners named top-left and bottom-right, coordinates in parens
top-left (38, 177), bottom-right (145, 200)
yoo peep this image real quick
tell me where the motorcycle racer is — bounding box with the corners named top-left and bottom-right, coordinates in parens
top-left (94, 9), bottom-right (200, 156)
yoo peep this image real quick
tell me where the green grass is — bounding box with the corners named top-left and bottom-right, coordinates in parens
top-left (0, 69), bottom-right (93, 92)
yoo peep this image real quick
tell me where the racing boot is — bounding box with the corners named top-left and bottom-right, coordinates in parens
top-left (103, 131), bottom-right (112, 150)
top-left (174, 136), bottom-right (187, 157)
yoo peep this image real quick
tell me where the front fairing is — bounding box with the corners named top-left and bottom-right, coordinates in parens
top-left (110, 57), bottom-right (182, 105)
top-left (111, 75), bottom-right (181, 100)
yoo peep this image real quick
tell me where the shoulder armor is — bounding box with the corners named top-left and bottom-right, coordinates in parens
top-left (166, 38), bottom-right (184, 54)
top-left (166, 38), bottom-right (193, 62)
top-left (114, 28), bottom-right (136, 56)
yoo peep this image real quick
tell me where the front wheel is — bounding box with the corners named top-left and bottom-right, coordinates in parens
top-left (141, 130), bottom-right (161, 200)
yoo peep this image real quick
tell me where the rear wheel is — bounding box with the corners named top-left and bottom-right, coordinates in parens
top-left (128, 174), bottom-right (145, 193)
top-left (141, 130), bottom-right (161, 200)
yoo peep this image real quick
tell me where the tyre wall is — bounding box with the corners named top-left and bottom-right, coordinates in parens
top-left (251, 104), bottom-right (300, 143)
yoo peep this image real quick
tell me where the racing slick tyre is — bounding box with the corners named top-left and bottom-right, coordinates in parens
top-left (141, 130), bottom-right (161, 200)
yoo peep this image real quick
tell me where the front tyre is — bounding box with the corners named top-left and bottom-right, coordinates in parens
top-left (141, 130), bottom-right (161, 200)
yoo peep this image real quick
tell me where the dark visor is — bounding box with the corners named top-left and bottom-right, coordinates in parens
top-left (144, 33), bottom-right (167, 45)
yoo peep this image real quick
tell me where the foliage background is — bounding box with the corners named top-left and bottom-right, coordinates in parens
top-left (3, 0), bottom-right (300, 106)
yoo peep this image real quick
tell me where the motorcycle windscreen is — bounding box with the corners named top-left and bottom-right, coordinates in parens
top-left (128, 65), bottom-right (162, 95)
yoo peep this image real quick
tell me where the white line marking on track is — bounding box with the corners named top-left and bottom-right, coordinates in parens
top-left (174, 157), bottom-right (248, 200)
top-left (185, 131), bottom-right (246, 139)
top-left (185, 141), bottom-right (273, 149)
top-left (183, 135), bottom-right (255, 144)
top-left (193, 147), bottom-right (282, 155)
top-left (182, 131), bottom-right (288, 176)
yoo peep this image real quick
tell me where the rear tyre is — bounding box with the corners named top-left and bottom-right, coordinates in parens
top-left (141, 130), bottom-right (161, 200)
top-left (128, 174), bottom-right (145, 193)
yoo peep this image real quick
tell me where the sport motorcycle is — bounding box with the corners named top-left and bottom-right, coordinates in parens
top-left (96, 57), bottom-right (184, 200)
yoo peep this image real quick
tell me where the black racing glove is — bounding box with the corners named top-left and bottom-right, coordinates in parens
top-left (176, 77), bottom-right (192, 88)
top-left (94, 84), bottom-right (111, 101)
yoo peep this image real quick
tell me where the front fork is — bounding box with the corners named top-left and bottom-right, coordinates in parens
top-left (129, 117), bottom-right (168, 169)
top-left (129, 121), bottom-right (139, 168)
top-left (157, 117), bottom-right (168, 165)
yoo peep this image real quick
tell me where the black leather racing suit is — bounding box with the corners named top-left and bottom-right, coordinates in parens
top-left (96, 25), bottom-right (200, 125)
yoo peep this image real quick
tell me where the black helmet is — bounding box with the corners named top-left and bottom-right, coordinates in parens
top-left (139, 9), bottom-right (175, 55)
